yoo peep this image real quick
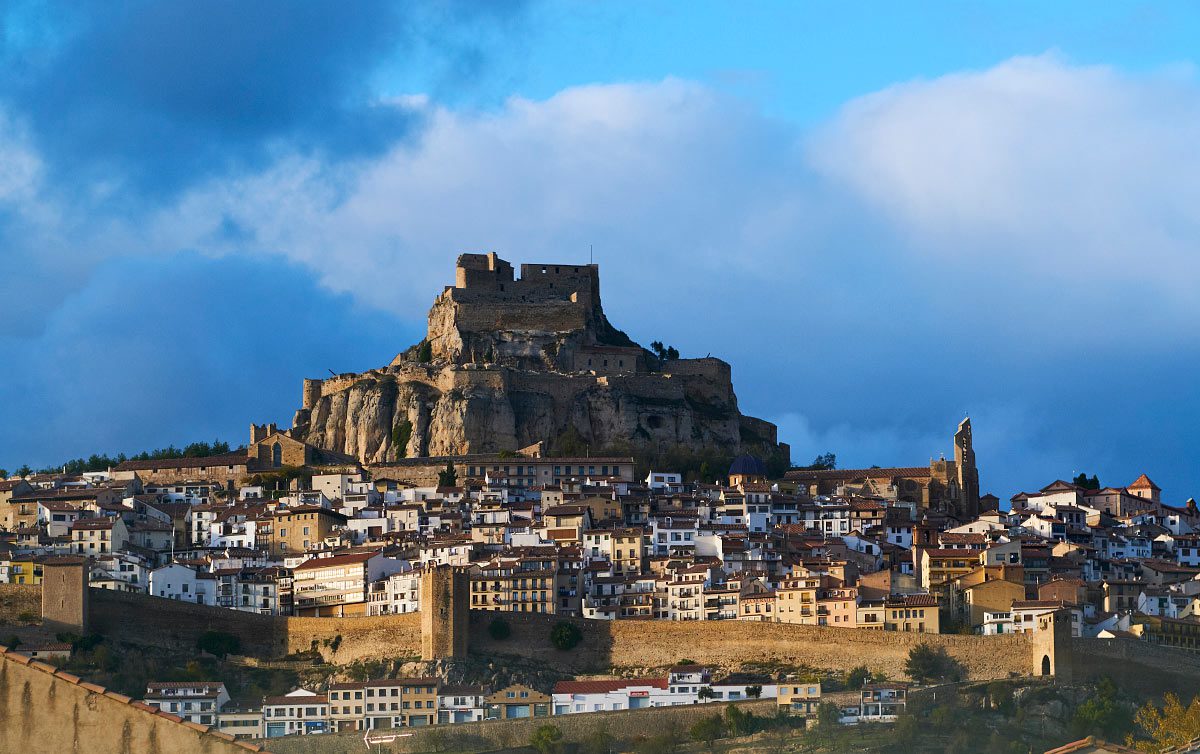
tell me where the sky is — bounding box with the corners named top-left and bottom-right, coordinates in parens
top-left (1, 1), bottom-right (1198, 501)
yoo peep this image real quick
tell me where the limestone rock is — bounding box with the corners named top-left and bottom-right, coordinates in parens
top-left (291, 254), bottom-right (789, 466)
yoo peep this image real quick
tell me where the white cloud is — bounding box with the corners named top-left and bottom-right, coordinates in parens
top-left (809, 55), bottom-right (1200, 301)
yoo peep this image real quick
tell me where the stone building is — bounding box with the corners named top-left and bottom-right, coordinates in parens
top-left (785, 418), bottom-right (981, 518)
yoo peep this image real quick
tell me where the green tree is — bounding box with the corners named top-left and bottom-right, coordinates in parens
top-left (0, 469), bottom-right (7, 479)
top-left (530, 723), bottom-right (563, 754)
top-left (1072, 677), bottom-right (1132, 740)
top-left (690, 715), bottom-right (725, 750)
top-left (745, 684), bottom-right (763, 699)
top-left (437, 462), bottom-right (457, 487)
top-left (987, 681), bottom-right (1015, 714)
top-left (802, 453), bottom-right (837, 470)
top-left (416, 339), bottom-right (433, 362)
top-left (579, 728), bottom-right (614, 754)
top-left (1073, 472), bottom-right (1101, 490)
top-left (391, 420), bottom-right (413, 458)
top-left (488, 617), bottom-right (511, 640)
top-left (724, 704), bottom-right (755, 736)
top-left (817, 701), bottom-right (841, 731)
top-left (195, 631), bottom-right (240, 659)
top-left (549, 621), bottom-right (582, 650)
top-left (697, 686), bottom-right (717, 703)
top-left (16, 464), bottom-right (31, 478)
top-left (904, 642), bottom-right (963, 684)
top-left (846, 665), bottom-right (871, 689)
top-left (666, 346), bottom-right (679, 360)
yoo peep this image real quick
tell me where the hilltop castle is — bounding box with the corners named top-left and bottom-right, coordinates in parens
top-left (288, 253), bottom-right (789, 468)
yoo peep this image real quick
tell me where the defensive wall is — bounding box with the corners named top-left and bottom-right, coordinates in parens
top-left (0, 584), bottom-right (41, 625)
top-left (1057, 636), bottom-right (1200, 695)
top-left (0, 645), bottom-right (271, 754)
top-left (16, 584), bottom-right (1200, 698)
top-left (265, 697), bottom-right (783, 754)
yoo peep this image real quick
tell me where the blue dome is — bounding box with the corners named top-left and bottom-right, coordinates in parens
top-left (728, 454), bottom-right (767, 477)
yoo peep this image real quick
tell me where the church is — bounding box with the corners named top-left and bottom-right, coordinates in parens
top-left (783, 418), bottom-right (982, 518)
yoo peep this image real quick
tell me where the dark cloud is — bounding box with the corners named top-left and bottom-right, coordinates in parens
top-left (0, 253), bottom-right (418, 471)
top-left (0, 0), bottom-right (526, 196)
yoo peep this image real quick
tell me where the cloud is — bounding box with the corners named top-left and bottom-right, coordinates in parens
top-left (3, 53), bottom-right (1200, 497)
top-left (0, 253), bottom-right (415, 471)
top-left (0, 0), bottom-right (528, 197)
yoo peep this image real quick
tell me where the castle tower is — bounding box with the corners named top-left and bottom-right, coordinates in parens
top-left (420, 566), bottom-right (469, 661)
top-left (41, 556), bottom-right (89, 636)
top-left (954, 417), bottom-right (980, 517)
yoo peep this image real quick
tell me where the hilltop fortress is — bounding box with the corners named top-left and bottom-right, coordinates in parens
top-left (289, 253), bottom-right (789, 467)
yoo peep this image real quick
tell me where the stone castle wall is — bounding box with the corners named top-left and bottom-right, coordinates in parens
top-left (0, 647), bottom-right (268, 754)
top-left (0, 584), bottom-right (41, 625)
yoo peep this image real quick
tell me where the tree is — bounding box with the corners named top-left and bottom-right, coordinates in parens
top-left (0, 469), bottom-right (6, 479)
top-left (530, 723), bottom-right (563, 754)
top-left (1073, 472), bottom-right (1101, 490)
top-left (904, 642), bottom-right (963, 684)
top-left (745, 684), bottom-right (763, 699)
top-left (1133, 693), bottom-right (1200, 752)
top-left (846, 665), bottom-right (871, 689)
top-left (16, 464), bottom-right (30, 478)
top-left (665, 346), bottom-right (679, 360)
top-left (488, 616), bottom-right (511, 640)
top-left (416, 339), bottom-right (433, 362)
top-left (803, 453), bottom-right (837, 471)
top-left (196, 630), bottom-right (240, 659)
top-left (437, 462), bottom-right (457, 488)
top-left (725, 704), bottom-right (754, 736)
top-left (651, 341), bottom-right (666, 360)
top-left (579, 728), bottom-right (614, 754)
top-left (691, 715), bottom-right (724, 749)
top-left (817, 701), bottom-right (841, 731)
top-left (697, 686), bottom-right (717, 703)
top-left (549, 620), bottom-right (582, 650)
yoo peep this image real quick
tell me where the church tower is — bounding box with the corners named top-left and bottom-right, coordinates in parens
top-left (954, 418), bottom-right (980, 517)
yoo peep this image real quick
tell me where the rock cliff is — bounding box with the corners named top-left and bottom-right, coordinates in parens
top-left (290, 253), bottom-right (789, 469)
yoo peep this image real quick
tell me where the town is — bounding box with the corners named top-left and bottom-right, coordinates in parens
top-left (3, 411), bottom-right (1200, 746)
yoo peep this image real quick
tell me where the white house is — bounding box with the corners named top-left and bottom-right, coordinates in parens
top-left (145, 682), bottom-right (230, 726)
top-left (149, 563), bottom-right (217, 606)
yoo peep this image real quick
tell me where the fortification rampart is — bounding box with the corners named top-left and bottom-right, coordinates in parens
top-left (0, 584), bottom-right (41, 625)
top-left (0, 646), bottom-right (269, 754)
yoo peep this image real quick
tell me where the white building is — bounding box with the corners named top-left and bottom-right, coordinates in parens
top-left (149, 563), bottom-right (217, 606)
top-left (145, 682), bottom-right (230, 726)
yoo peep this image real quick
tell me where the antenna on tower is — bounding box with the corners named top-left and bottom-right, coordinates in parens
top-left (589, 244), bottom-right (593, 264)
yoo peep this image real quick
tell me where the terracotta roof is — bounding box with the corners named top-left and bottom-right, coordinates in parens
top-left (784, 467), bottom-right (932, 481)
top-left (1128, 474), bottom-right (1161, 491)
top-left (293, 551), bottom-right (380, 571)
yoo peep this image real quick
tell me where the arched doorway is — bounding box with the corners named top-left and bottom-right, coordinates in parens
top-left (1040, 655), bottom-right (1051, 676)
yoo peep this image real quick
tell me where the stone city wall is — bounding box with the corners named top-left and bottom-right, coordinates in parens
top-left (0, 646), bottom-right (269, 754)
top-left (0, 584), bottom-right (41, 626)
top-left (264, 698), bottom-right (781, 754)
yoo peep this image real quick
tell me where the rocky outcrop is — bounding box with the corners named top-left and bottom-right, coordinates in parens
top-left (291, 255), bottom-right (789, 467)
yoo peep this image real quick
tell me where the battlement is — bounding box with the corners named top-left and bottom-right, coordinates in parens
top-left (452, 253), bottom-right (600, 310)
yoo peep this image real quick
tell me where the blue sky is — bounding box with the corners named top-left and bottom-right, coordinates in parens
top-left (1, 1), bottom-right (1198, 501)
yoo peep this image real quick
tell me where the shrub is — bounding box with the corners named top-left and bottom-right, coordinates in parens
top-left (550, 621), bottom-right (582, 651)
top-left (690, 714), bottom-right (725, 750)
top-left (488, 617), bottom-right (511, 640)
top-left (725, 704), bottom-right (755, 736)
top-left (904, 642), bottom-right (964, 684)
top-left (530, 723), bottom-right (563, 754)
top-left (196, 630), bottom-right (240, 658)
top-left (846, 664), bottom-right (871, 689)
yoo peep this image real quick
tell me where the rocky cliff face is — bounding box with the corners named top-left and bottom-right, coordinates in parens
top-left (291, 255), bottom-right (789, 468)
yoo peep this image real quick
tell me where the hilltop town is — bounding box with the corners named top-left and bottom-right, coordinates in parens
top-left (2, 257), bottom-right (1200, 752)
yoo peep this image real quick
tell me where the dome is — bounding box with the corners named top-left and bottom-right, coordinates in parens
top-left (728, 454), bottom-right (767, 478)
